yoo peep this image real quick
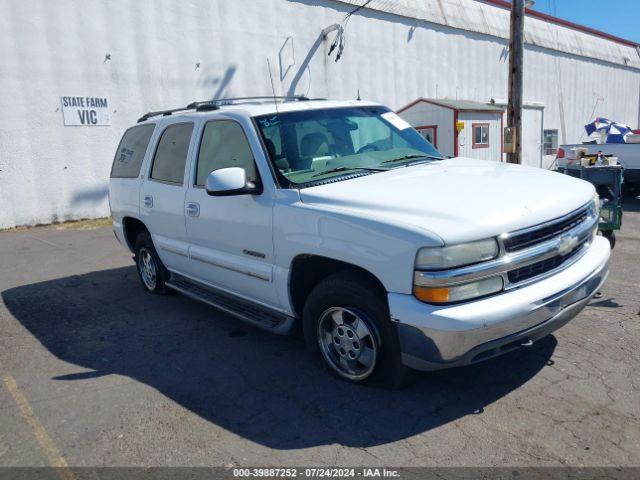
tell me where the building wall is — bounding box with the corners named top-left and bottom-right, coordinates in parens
top-left (1, 0), bottom-right (639, 228)
top-left (397, 102), bottom-right (454, 157)
top-left (457, 112), bottom-right (502, 162)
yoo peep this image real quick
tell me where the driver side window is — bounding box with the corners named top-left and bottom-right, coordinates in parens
top-left (196, 120), bottom-right (258, 186)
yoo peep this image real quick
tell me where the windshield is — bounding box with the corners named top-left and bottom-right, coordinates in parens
top-left (254, 106), bottom-right (443, 186)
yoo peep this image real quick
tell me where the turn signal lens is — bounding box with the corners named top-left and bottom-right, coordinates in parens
top-left (413, 286), bottom-right (451, 303)
top-left (413, 276), bottom-right (504, 304)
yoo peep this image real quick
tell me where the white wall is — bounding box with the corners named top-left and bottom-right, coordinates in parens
top-left (457, 112), bottom-right (502, 161)
top-left (520, 106), bottom-right (544, 168)
top-left (397, 102), bottom-right (454, 156)
top-left (1, 0), bottom-right (639, 228)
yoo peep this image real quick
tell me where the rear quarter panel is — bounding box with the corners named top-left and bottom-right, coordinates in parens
top-left (108, 121), bottom-right (159, 249)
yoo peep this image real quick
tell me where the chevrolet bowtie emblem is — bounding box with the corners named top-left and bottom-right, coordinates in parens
top-left (557, 233), bottom-right (579, 256)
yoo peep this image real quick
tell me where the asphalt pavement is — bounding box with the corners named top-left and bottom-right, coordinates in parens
top-left (0, 199), bottom-right (639, 467)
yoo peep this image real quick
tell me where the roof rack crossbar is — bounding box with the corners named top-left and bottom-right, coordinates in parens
top-left (137, 95), bottom-right (324, 123)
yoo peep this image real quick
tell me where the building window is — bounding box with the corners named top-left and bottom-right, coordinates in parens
top-left (472, 123), bottom-right (489, 149)
top-left (415, 125), bottom-right (437, 147)
top-left (543, 129), bottom-right (559, 155)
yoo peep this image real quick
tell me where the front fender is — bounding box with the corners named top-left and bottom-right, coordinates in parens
top-left (273, 200), bottom-right (443, 296)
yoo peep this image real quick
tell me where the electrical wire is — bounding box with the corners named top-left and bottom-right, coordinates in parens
top-left (344, 0), bottom-right (374, 25)
top-left (328, 0), bottom-right (374, 62)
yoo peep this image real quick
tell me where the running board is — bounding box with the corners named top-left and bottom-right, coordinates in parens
top-left (166, 275), bottom-right (296, 335)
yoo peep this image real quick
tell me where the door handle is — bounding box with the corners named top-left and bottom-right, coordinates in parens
top-left (186, 202), bottom-right (200, 217)
top-left (143, 195), bottom-right (153, 208)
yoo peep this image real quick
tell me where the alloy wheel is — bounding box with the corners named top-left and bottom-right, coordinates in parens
top-left (317, 307), bottom-right (378, 381)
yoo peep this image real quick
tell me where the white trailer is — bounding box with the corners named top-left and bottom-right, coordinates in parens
top-left (398, 99), bottom-right (504, 161)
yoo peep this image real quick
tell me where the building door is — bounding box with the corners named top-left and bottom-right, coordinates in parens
top-left (521, 106), bottom-right (544, 168)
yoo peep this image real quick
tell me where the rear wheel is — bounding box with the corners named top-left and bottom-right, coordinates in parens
top-left (134, 231), bottom-right (170, 294)
top-left (302, 272), bottom-right (414, 388)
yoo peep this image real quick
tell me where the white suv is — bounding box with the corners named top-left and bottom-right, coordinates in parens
top-left (109, 97), bottom-right (610, 387)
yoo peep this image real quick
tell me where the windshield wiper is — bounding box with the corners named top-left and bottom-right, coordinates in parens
top-left (311, 166), bottom-right (387, 178)
top-left (381, 154), bottom-right (443, 165)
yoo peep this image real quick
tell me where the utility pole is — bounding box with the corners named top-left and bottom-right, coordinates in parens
top-left (506, 0), bottom-right (525, 164)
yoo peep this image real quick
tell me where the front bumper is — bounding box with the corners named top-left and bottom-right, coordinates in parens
top-left (389, 236), bottom-right (610, 371)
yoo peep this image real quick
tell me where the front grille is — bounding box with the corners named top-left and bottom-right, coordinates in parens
top-left (507, 242), bottom-right (585, 284)
top-left (503, 208), bottom-right (588, 252)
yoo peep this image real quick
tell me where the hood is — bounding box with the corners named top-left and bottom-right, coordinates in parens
top-left (299, 158), bottom-right (595, 244)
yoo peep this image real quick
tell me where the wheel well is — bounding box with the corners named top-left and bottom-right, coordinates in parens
top-left (122, 217), bottom-right (149, 251)
top-left (289, 255), bottom-right (387, 317)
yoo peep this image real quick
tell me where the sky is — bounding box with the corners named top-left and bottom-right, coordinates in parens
top-left (530, 0), bottom-right (640, 43)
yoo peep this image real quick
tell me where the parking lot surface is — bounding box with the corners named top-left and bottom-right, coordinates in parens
top-left (0, 200), bottom-right (639, 468)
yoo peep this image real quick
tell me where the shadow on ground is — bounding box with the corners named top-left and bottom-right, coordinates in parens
top-left (622, 195), bottom-right (640, 212)
top-left (2, 267), bottom-right (556, 449)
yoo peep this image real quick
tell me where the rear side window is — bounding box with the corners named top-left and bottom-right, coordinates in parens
top-left (150, 123), bottom-right (194, 185)
top-left (196, 121), bottom-right (257, 186)
top-left (111, 124), bottom-right (155, 178)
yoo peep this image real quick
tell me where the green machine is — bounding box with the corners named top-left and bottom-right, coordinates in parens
top-left (559, 164), bottom-right (623, 248)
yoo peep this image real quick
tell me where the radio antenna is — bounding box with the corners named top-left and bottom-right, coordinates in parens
top-left (267, 58), bottom-right (280, 117)
top-left (265, 58), bottom-right (292, 185)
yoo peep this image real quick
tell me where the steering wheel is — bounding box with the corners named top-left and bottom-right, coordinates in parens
top-left (356, 144), bottom-right (380, 154)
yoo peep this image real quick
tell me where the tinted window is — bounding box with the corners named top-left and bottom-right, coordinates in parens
top-left (196, 121), bottom-right (257, 186)
top-left (150, 123), bottom-right (194, 184)
top-left (111, 124), bottom-right (155, 178)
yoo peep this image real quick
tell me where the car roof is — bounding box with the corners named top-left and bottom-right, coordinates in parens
top-left (136, 99), bottom-right (382, 125)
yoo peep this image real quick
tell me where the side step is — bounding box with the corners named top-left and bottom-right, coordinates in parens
top-left (166, 274), bottom-right (296, 335)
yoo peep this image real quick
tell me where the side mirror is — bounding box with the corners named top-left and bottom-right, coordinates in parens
top-left (205, 167), bottom-right (261, 196)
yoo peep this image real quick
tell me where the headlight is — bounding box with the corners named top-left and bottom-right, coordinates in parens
top-left (415, 238), bottom-right (499, 270)
top-left (414, 276), bottom-right (504, 304)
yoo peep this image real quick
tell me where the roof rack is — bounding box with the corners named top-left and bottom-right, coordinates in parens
top-left (137, 95), bottom-right (323, 123)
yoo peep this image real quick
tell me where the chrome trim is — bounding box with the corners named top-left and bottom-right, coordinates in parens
top-left (159, 245), bottom-right (189, 257)
top-left (415, 211), bottom-right (598, 288)
top-left (399, 260), bottom-right (609, 370)
top-left (401, 257), bottom-right (609, 367)
top-left (502, 240), bottom-right (590, 290)
top-left (169, 268), bottom-right (287, 314)
top-left (190, 252), bottom-right (271, 282)
top-left (499, 201), bottom-right (591, 244)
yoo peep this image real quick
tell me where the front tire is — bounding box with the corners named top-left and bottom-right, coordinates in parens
top-left (134, 231), bottom-right (170, 294)
top-left (302, 272), bottom-right (414, 388)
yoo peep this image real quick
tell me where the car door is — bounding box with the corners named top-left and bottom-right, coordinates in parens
top-left (184, 118), bottom-right (278, 307)
top-left (139, 120), bottom-right (195, 273)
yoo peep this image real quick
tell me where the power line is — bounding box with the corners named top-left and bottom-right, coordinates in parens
top-left (328, 0), bottom-right (375, 62)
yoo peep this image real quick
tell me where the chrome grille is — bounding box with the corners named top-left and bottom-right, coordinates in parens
top-left (503, 207), bottom-right (588, 252)
top-left (507, 240), bottom-right (586, 284)
top-left (503, 204), bottom-right (594, 286)
top-left (414, 201), bottom-right (597, 293)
